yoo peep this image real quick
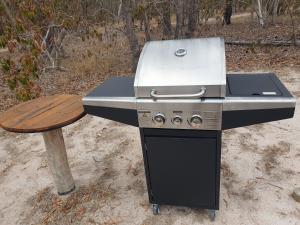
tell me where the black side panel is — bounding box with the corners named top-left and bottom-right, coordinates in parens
top-left (140, 128), bottom-right (221, 210)
top-left (84, 105), bottom-right (138, 127)
top-left (86, 77), bottom-right (135, 97)
top-left (215, 131), bottom-right (221, 209)
top-left (139, 129), bottom-right (154, 204)
top-left (222, 108), bottom-right (295, 130)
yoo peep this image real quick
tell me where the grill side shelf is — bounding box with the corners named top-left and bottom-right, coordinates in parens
top-left (86, 76), bottom-right (135, 97)
top-left (223, 73), bottom-right (295, 129)
top-left (226, 73), bottom-right (292, 97)
top-left (83, 76), bottom-right (138, 126)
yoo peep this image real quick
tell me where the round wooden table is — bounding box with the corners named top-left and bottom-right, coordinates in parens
top-left (0, 95), bottom-right (85, 195)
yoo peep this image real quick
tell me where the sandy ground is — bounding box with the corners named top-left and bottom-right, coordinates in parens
top-left (0, 68), bottom-right (300, 225)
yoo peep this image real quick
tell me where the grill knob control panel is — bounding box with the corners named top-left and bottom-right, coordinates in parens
top-left (189, 115), bottom-right (203, 128)
top-left (172, 115), bottom-right (182, 126)
top-left (137, 109), bottom-right (221, 130)
top-left (153, 113), bottom-right (166, 126)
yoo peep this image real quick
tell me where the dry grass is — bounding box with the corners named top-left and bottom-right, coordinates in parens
top-left (24, 183), bottom-right (116, 225)
top-left (261, 141), bottom-right (290, 175)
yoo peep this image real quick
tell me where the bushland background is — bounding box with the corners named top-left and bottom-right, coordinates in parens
top-left (0, 1), bottom-right (300, 225)
top-left (0, 0), bottom-right (299, 110)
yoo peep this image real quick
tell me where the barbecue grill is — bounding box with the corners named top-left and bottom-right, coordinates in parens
top-left (83, 37), bottom-right (295, 220)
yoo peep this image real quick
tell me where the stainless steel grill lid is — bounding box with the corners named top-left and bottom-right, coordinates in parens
top-left (134, 37), bottom-right (226, 99)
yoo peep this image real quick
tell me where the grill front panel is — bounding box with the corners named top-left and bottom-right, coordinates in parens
top-left (136, 99), bottom-right (222, 130)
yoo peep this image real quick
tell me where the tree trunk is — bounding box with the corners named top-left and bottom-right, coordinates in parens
top-left (143, 11), bottom-right (151, 41)
top-left (161, 0), bottom-right (172, 37)
top-left (0, 19), bottom-right (4, 35)
top-left (223, 0), bottom-right (233, 25)
top-left (121, 0), bottom-right (140, 71)
top-left (140, 19), bottom-right (143, 31)
top-left (271, 0), bottom-right (280, 24)
top-left (285, 0), bottom-right (297, 45)
top-left (257, 0), bottom-right (265, 28)
top-left (174, 0), bottom-right (184, 39)
top-left (53, 28), bottom-right (67, 68)
top-left (187, 0), bottom-right (200, 37)
top-left (182, 3), bottom-right (186, 26)
top-left (251, 0), bottom-right (255, 22)
top-left (43, 25), bottom-right (55, 54)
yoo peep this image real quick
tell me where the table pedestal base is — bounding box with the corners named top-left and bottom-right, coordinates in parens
top-left (42, 128), bottom-right (75, 195)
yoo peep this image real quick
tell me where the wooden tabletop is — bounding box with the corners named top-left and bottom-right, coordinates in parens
top-left (0, 95), bottom-right (86, 133)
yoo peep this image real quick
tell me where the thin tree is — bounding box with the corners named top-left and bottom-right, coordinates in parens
top-left (174, 0), bottom-right (184, 39)
top-left (143, 8), bottom-right (151, 41)
top-left (187, 0), bottom-right (200, 37)
top-left (160, 0), bottom-right (172, 37)
top-left (257, 0), bottom-right (265, 27)
top-left (120, 0), bottom-right (140, 71)
top-left (223, 0), bottom-right (233, 25)
top-left (284, 0), bottom-right (297, 45)
top-left (273, 0), bottom-right (280, 17)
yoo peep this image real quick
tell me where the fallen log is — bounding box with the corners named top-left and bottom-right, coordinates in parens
top-left (225, 39), bottom-right (300, 47)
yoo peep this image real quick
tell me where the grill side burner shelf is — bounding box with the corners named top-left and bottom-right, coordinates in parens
top-left (223, 73), bottom-right (295, 129)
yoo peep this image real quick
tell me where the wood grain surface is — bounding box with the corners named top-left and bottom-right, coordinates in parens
top-left (0, 95), bottom-right (86, 133)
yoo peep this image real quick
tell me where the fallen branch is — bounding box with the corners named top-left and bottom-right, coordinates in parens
top-left (41, 66), bottom-right (68, 73)
top-left (42, 208), bottom-right (56, 224)
top-left (225, 39), bottom-right (300, 47)
top-left (265, 182), bottom-right (283, 190)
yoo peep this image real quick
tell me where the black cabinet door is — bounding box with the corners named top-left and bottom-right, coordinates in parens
top-left (145, 136), bottom-right (217, 208)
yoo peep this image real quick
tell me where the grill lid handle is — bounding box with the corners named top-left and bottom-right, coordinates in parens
top-left (150, 88), bottom-right (206, 100)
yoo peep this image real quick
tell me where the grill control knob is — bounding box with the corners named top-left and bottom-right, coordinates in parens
top-left (189, 115), bottom-right (203, 128)
top-left (172, 115), bottom-right (182, 126)
top-left (153, 113), bottom-right (166, 126)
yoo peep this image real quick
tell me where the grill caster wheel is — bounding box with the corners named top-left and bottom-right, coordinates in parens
top-left (152, 204), bottom-right (160, 215)
top-left (208, 210), bottom-right (216, 221)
